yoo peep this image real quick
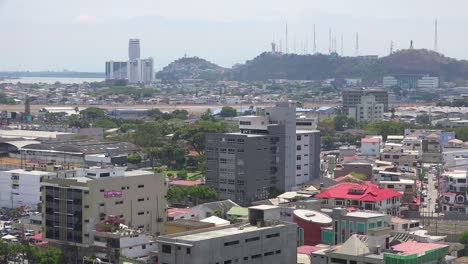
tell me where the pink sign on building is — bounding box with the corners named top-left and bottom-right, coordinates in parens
top-left (104, 190), bottom-right (122, 198)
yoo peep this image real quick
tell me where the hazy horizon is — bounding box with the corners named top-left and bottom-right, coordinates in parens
top-left (2, 0), bottom-right (468, 72)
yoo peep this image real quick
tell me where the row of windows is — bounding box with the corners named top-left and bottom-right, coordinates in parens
top-left (100, 185), bottom-right (144, 193)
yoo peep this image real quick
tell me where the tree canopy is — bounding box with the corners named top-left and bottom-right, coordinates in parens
top-left (219, 106), bottom-right (237, 118)
top-left (173, 120), bottom-right (228, 154)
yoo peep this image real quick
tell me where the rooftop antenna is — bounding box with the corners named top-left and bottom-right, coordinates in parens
top-left (294, 33), bottom-right (297, 54)
top-left (410, 40), bottom-right (414, 49)
top-left (313, 24), bottom-right (317, 54)
top-left (279, 39), bottom-right (282, 53)
top-left (305, 36), bottom-right (309, 54)
top-left (434, 19), bottom-right (438, 52)
top-left (285, 23), bottom-right (289, 54)
top-left (271, 33), bottom-right (276, 53)
top-left (390, 40), bottom-right (394, 55)
top-left (341, 34), bottom-right (344, 56)
top-left (355, 32), bottom-right (359, 56)
top-left (328, 28), bottom-right (332, 54)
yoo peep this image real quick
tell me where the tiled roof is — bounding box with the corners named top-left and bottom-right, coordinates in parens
top-left (314, 182), bottom-right (402, 202)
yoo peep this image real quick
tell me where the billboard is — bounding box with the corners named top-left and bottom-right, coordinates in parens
top-left (104, 190), bottom-right (122, 198)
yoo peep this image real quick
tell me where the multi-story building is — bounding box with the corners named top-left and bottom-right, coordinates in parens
top-left (157, 205), bottom-right (298, 264)
top-left (41, 167), bottom-right (167, 248)
top-left (128, 38), bottom-right (141, 61)
top-left (315, 182), bottom-right (402, 215)
top-left (348, 95), bottom-right (384, 123)
top-left (105, 61), bottom-right (128, 80)
top-left (296, 130), bottom-right (321, 186)
top-left (342, 89), bottom-right (388, 114)
top-left (0, 169), bottom-right (55, 209)
top-left (360, 137), bottom-right (381, 157)
top-left (438, 170), bottom-right (467, 214)
top-left (93, 227), bottom-right (157, 263)
top-left (383, 74), bottom-right (439, 89)
top-left (205, 102), bottom-right (321, 206)
top-left (404, 129), bottom-right (455, 148)
top-left (321, 208), bottom-right (392, 246)
top-left (105, 39), bottom-right (154, 84)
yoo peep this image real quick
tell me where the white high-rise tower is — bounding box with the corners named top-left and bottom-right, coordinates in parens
top-left (129, 39), bottom-right (140, 61)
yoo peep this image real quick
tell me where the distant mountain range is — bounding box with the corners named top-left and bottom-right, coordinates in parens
top-left (156, 49), bottom-right (468, 82)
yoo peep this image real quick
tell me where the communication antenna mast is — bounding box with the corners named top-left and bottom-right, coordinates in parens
top-left (341, 34), bottom-right (344, 56)
top-left (328, 28), bottom-right (332, 54)
top-left (390, 40), bottom-right (394, 55)
top-left (434, 19), bottom-right (438, 52)
top-left (313, 24), bottom-right (317, 54)
top-left (294, 33), bottom-right (297, 54)
top-left (285, 23), bottom-right (289, 54)
top-left (355, 32), bottom-right (359, 56)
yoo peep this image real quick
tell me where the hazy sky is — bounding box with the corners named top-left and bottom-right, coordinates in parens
top-left (1, 0), bottom-right (467, 72)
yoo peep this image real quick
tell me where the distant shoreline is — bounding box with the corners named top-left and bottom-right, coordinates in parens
top-left (0, 71), bottom-right (104, 79)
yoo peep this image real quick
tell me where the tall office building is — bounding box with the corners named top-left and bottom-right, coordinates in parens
top-left (128, 39), bottom-right (140, 61)
top-left (342, 88), bottom-right (388, 113)
top-left (205, 102), bottom-right (321, 206)
top-left (42, 167), bottom-right (167, 247)
top-left (105, 39), bottom-right (154, 84)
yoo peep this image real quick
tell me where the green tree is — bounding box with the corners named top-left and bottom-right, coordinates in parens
top-left (80, 107), bottom-right (106, 120)
top-left (459, 231), bottom-right (468, 244)
top-left (92, 118), bottom-right (118, 128)
top-left (454, 127), bottom-right (468, 141)
top-left (416, 114), bottom-right (431, 125)
top-left (133, 121), bottom-right (173, 147)
top-left (220, 106), bottom-right (237, 117)
top-left (127, 154), bottom-right (142, 164)
top-left (173, 120), bottom-right (227, 154)
top-left (364, 121), bottom-right (410, 140)
top-left (322, 135), bottom-right (334, 149)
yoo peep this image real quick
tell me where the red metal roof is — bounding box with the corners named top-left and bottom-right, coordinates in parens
top-left (391, 241), bottom-right (446, 256)
top-left (361, 138), bottom-right (380, 143)
top-left (167, 208), bottom-right (193, 218)
top-left (297, 245), bottom-right (321, 255)
top-left (169, 180), bottom-right (203, 186)
top-left (314, 182), bottom-right (402, 202)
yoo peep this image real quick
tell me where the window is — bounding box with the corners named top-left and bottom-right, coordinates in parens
top-left (186, 248), bottom-right (191, 254)
top-left (275, 250), bottom-right (281, 254)
top-left (240, 121), bottom-right (251, 125)
top-left (162, 245), bottom-right (171, 254)
top-left (297, 145), bottom-right (301, 151)
top-left (245, 237), bottom-right (260, 243)
top-left (224, 240), bottom-right (239, 246)
top-left (142, 245), bottom-right (146, 250)
top-left (369, 223), bottom-right (376, 229)
top-left (138, 212), bottom-right (144, 215)
top-left (296, 165), bottom-right (301, 170)
top-left (335, 200), bottom-right (344, 206)
top-left (138, 185), bottom-right (144, 188)
top-left (266, 233), bottom-right (280, 238)
top-left (297, 135), bottom-right (301, 141)
top-left (297, 155), bottom-right (301, 161)
top-left (237, 149), bottom-right (244, 153)
top-left (224, 261), bottom-right (232, 264)
top-left (252, 254), bottom-right (261, 259)
top-left (99, 189), bottom-right (105, 192)
top-left (115, 201), bottom-right (123, 205)
top-left (264, 251), bottom-right (274, 256)
top-left (138, 198), bottom-right (144, 202)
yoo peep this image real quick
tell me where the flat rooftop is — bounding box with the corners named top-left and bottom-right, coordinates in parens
top-left (161, 223), bottom-right (290, 242)
top-left (224, 132), bottom-right (266, 138)
top-left (0, 129), bottom-right (71, 140)
top-left (1, 169), bottom-right (55, 176)
top-left (346, 211), bottom-right (387, 218)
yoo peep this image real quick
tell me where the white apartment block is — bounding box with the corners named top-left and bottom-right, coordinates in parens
top-left (417, 76), bottom-right (439, 88)
top-left (0, 169), bottom-right (56, 209)
top-left (348, 95), bottom-right (384, 123)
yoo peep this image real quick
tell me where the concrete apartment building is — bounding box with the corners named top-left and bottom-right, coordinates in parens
top-left (0, 169), bottom-right (56, 209)
top-left (157, 205), bottom-right (298, 264)
top-left (348, 95), bottom-right (384, 123)
top-left (438, 170), bottom-right (467, 214)
top-left (360, 137), bottom-right (381, 157)
top-left (105, 39), bottom-right (154, 84)
top-left (205, 102), bottom-right (321, 206)
top-left (342, 89), bottom-right (388, 114)
top-left (321, 208), bottom-right (392, 246)
top-left (383, 74), bottom-right (439, 89)
top-left (41, 167), bottom-right (167, 247)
